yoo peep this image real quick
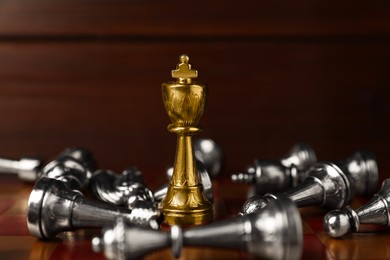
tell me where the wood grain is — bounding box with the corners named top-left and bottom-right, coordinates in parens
top-left (0, 1), bottom-right (390, 37)
top-left (0, 41), bottom-right (388, 182)
top-left (0, 1), bottom-right (388, 184)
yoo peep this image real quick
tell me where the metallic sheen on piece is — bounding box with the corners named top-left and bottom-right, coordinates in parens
top-left (0, 156), bottom-right (43, 182)
top-left (341, 150), bottom-right (378, 196)
top-left (92, 199), bottom-right (303, 260)
top-left (160, 137), bottom-right (222, 201)
top-left (27, 178), bottom-right (159, 239)
top-left (231, 143), bottom-right (317, 194)
top-left (40, 147), bottom-right (97, 190)
top-left (0, 147), bottom-right (96, 190)
top-left (193, 137), bottom-right (223, 177)
top-left (324, 178), bottom-right (390, 238)
top-left (90, 167), bottom-right (161, 221)
top-left (60, 147), bottom-right (97, 174)
top-left (240, 151), bottom-right (378, 214)
top-left (160, 55), bottom-right (213, 226)
top-left (154, 160), bottom-right (213, 203)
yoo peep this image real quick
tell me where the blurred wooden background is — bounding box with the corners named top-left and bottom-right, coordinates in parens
top-left (0, 0), bottom-right (389, 186)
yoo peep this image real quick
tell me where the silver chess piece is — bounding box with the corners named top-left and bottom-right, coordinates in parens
top-left (154, 160), bottom-right (213, 202)
top-left (231, 143), bottom-right (317, 194)
top-left (240, 150), bottom-right (378, 214)
top-left (0, 147), bottom-right (96, 190)
top-left (324, 179), bottom-right (390, 238)
top-left (27, 178), bottom-right (160, 240)
top-left (60, 147), bottom-right (97, 174)
top-left (40, 147), bottom-right (97, 190)
top-left (0, 156), bottom-right (43, 182)
top-left (193, 137), bottom-right (223, 177)
top-left (341, 150), bottom-right (378, 197)
top-left (90, 167), bottom-right (161, 220)
top-left (163, 137), bottom-right (223, 180)
top-left (154, 137), bottom-right (222, 202)
top-left (92, 198), bottom-right (303, 260)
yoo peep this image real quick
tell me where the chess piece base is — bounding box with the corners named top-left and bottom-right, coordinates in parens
top-left (161, 184), bottom-right (213, 226)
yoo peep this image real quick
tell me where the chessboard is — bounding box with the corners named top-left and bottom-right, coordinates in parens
top-left (1, 173), bottom-right (388, 260)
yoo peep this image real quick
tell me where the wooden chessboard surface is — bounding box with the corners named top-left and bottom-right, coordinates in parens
top-left (1, 173), bottom-right (389, 260)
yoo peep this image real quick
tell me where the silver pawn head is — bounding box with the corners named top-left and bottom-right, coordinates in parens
top-left (343, 150), bottom-right (378, 196)
top-left (281, 143), bottom-right (317, 171)
top-left (41, 156), bottom-right (91, 190)
top-left (323, 209), bottom-right (354, 238)
top-left (194, 138), bottom-right (223, 177)
top-left (60, 147), bottom-right (97, 172)
top-left (17, 157), bottom-right (43, 182)
top-left (38, 147), bottom-right (96, 190)
top-left (324, 179), bottom-right (390, 238)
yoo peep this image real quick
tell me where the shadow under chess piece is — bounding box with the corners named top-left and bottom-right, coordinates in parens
top-left (27, 178), bottom-right (160, 240)
top-left (154, 160), bottom-right (213, 203)
top-left (90, 167), bottom-right (161, 220)
top-left (160, 55), bottom-right (213, 225)
top-left (324, 178), bottom-right (390, 238)
top-left (240, 151), bottom-right (378, 215)
top-left (231, 143), bottom-right (317, 194)
top-left (92, 198), bottom-right (303, 260)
